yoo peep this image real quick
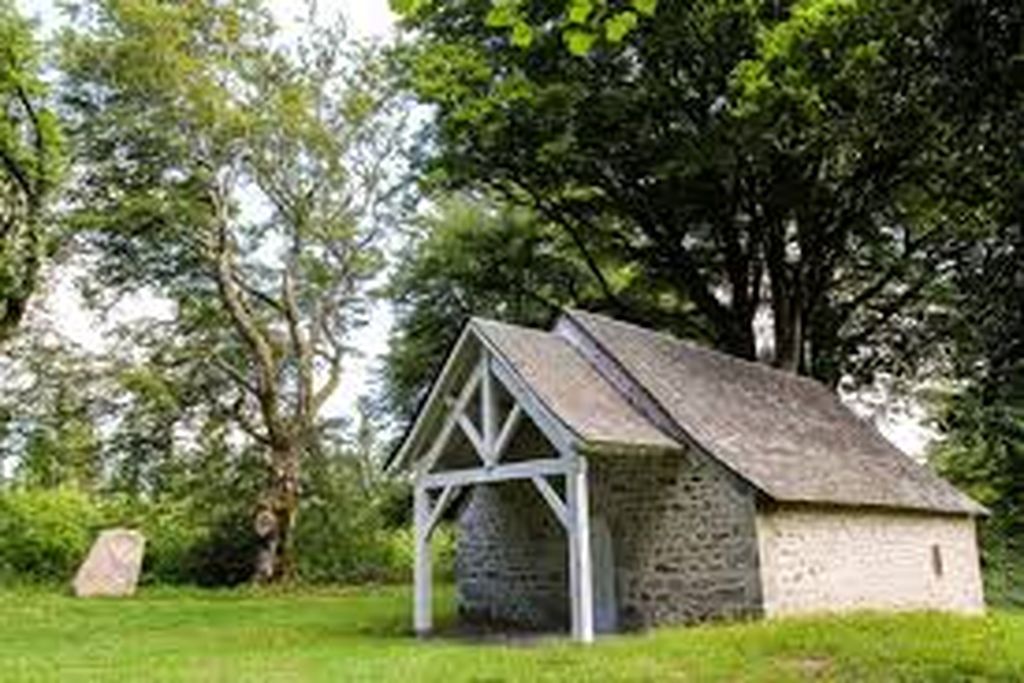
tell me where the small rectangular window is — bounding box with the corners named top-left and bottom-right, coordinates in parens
top-left (931, 544), bottom-right (944, 578)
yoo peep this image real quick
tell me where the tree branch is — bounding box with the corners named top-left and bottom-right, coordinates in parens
top-left (207, 178), bottom-right (285, 440)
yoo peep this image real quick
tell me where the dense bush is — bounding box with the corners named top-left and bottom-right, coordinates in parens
top-left (0, 488), bottom-right (258, 586)
top-left (102, 498), bottom-right (259, 587)
top-left (177, 510), bottom-right (262, 587)
top-left (932, 399), bottom-right (1024, 609)
top-left (0, 476), bottom-right (439, 587)
top-left (977, 520), bottom-right (1024, 608)
top-left (383, 525), bottom-right (456, 582)
top-left (293, 453), bottom-right (452, 583)
top-left (0, 488), bottom-right (103, 582)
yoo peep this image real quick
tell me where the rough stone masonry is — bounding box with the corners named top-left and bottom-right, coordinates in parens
top-left (456, 448), bottom-right (764, 631)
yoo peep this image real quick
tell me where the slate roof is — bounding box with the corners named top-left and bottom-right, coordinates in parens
top-left (394, 309), bottom-right (984, 517)
top-left (561, 310), bottom-right (985, 516)
top-left (473, 319), bottom-right (680, 454)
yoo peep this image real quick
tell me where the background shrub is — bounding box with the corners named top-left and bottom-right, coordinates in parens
top-left (382, 525), bottom-right (455, 582)
top-left (978, 521), bottom-right (1024, 608)
top-left (0, 488), bottom-right (103, 582)
top-left (98, 496), bottom-right (257, 587)
top-left (0, 468), bottom-right (443, 587)
top-left (294, 455), bottom-right (431, 583)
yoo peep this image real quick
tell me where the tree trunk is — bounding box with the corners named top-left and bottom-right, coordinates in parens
top-left (761, 215), bottom-right (806, 373)
top-left (253, 444), bottom-right (300, 584)
top-left (772, 295), bottom-right (803, 372)
top-left (725, 314), bottom-right (758, 363)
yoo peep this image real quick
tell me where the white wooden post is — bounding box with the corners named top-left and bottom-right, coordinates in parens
top-left (493, 404), bottom-right (522, 461)
top-left (566, 456), bottom-right (594, 643)
top-left (413, 483), bottom-right (432, 636)
top-left (481, 356), bottom-right (497, 465)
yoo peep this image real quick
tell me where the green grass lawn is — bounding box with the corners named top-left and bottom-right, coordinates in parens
top-left (1, 585), bottom-right (1023, 682)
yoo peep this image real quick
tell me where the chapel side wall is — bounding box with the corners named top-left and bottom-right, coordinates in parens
top-left (455, 481), bottom-right (569, 630)
top-left (588, 451), bottom-right (763, 630)
top-left (755, 506), bottom-right (985, 617)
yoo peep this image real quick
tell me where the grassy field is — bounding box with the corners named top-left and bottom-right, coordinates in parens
top-left (1, 586), bottom-right (1023, 682)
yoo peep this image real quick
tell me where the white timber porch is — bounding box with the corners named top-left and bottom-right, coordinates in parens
top-left (404, 330), bottom-right (596, 643)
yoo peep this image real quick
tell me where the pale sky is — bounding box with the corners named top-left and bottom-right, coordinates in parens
top-left (18, 0), bottom-right (398, 39)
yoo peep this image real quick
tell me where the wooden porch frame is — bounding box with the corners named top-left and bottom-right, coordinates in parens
top-left (411, 344), bottom-right (595, 643)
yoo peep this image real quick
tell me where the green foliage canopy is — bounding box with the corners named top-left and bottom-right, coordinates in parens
top-left (392, 0), bottom-right (1013, 389)
top-left (391, 0), bottom-right (657, 54)
top-left (383, 197), bottom-right (606, 419)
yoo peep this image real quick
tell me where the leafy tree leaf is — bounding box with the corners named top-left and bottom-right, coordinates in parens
top-left (388, 0), bottom-right (413, 14)
top-left (568, 0), bottom-right (594, 24)
top-left (563, 27), bottom-right (596, 55)
top-left (631, 0), bottom-right (657, 18)
top-left (485, 0), bottom-right (520, 28)
top-left (511, 20), bottom-right (534, 48)
top-left (605, 11), bottom-right (638, 43)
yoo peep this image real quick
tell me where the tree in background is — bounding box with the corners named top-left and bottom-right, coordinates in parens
top-left (0, 336), bottom-right (108, 491)
top-left (391, 0), bottom-right (1010, 387)
top-left (932, 209), bottom-right (1023, 601)
top-left (732, 0), bottom-right (1022, 383)
top-left (60, 0), bottom-right (403, 582)
top-left (385, 196), bottom-right (606, 419)
top-left (0, 0), bottom-right (62, 343)
top-left (104, 365), bottom-right (187, 500)
top-left (924, 0), bottom-right (1023, 602)
top-left (391, 0), bottom-right (659, 55)
top-left (383, 193), bottom-right (702, 421)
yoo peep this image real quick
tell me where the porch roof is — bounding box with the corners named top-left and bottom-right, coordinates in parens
top-left (473, 318), bottom-right (681, 456)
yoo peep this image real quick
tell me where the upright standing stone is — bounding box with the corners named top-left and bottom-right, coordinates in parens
top-left (72, 529), bottom-right (146, 598)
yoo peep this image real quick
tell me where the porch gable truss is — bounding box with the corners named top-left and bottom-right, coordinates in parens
top-left (408, 323), bottom-right (595, 643)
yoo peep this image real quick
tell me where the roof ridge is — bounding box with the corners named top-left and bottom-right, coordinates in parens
top-left (555, 311), bottom-right (690, 444)
top-left (471, 316), bottom-right (682, 456)
top-left (555, 309), bottom-right (767, 498)
top-left (563, 308), bottom-right (907, 458)
top-left (564, 308), bottom-right (834, 395)
top-left (471, 316), bottom-right (550, 334)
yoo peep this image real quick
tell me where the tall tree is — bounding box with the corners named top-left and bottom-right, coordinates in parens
top-left (385, 196), bottom-right (600, 419)
top-left (933, 222), bottom-right (1024, 531)
top-left (0, 334), bottom-right (111, 491)
top-left (383, 194), bottom-right (694, 421)
top-left (61, 0), bottom-right (401, 581)
top-left (393, 0), bottom-right (1004, 384)
top-left (0, 1), bottom-right (62, 342)
top-left (19, 384), bottom-right (101, 491)
top-left (926, 0), bottom-right (1023, 586)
